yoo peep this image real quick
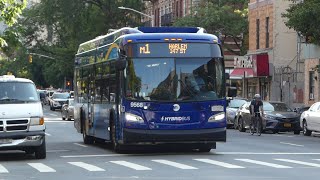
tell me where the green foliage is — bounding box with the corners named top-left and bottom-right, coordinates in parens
top-left (0, 0), bottom-right (27, 47)
top-left (283, 0), bottom-right (320, 45)
top-left (14, 0), bottom-right (144, 88)
top-left (174, 0), bottom-right (249, 56)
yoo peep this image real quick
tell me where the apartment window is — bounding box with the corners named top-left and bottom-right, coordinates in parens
top-left (309, 71), bottom-right (315, 100)
top-left (266, 17), bottom-right (269, 48)
top-left (256, 19), bottom-right (260, 49)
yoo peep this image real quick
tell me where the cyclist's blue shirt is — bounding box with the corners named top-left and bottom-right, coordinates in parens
top-left (250, 100), bottom-right (263, 113)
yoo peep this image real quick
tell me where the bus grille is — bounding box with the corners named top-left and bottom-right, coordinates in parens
top-left (0, 119), bottom-right (29, 133)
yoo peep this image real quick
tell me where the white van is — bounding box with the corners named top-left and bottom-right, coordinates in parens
top-left (0, 75), bottom-right (46, 159)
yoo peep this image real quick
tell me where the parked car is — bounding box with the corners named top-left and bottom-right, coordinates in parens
top-left (294, 106), bottom-right (310, 119)
top-left (235, 101), bottom-right (301, 134)
top-left (226, 98), bottom-right (248, 128)
top-left (300, 102), bottom-right (320, 136)
top-left (48, 92), bottom-right (70, 111)
top-left (61, 99), bottom-right (74, 121)
top-left (0, 75), bottom-right (46, 159)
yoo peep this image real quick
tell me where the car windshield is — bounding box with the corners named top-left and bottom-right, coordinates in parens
top-left (0, 82), bottom-right (39, 103)
top-left (52, 93), bottom-right (69, 99)
top-left (125, 57), bottom-right (225, 102)
top-left (229, 99), bottom-right (247, 108)
top-left (263, 102), bottom-right (292, 112)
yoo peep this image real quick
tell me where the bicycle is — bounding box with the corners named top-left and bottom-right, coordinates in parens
top-left (249, 112), bottom-right (262, 136)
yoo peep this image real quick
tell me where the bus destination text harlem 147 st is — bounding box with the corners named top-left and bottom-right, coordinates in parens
top-left (73, 27), bottom-right (227, 152)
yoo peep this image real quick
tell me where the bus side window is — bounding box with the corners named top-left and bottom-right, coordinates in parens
top-left (101, 62), bottom-right (110, 103)
top-left (109, 62), bottom-right (116, 103)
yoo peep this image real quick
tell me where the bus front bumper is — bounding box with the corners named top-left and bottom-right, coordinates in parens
top-left (122, 128), bottom-right (226, 144)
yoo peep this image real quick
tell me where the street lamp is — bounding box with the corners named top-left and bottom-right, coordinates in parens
top-left (118, 6), bottom-right (153, 26)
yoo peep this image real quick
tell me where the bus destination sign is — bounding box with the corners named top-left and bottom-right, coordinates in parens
top-left (139, 43), bottom-right (188, 55)
top-left (134, 43), bottom-right (215, 58)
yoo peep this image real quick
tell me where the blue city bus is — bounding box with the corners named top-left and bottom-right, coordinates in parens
top-left (73, 27), bottom-right (227, 152)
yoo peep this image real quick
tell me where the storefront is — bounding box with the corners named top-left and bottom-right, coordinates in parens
top-left (229, 54), bottom-right (270, 100)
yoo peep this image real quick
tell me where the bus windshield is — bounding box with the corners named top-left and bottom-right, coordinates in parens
top-left (125, 57), bottom-right (225, 102)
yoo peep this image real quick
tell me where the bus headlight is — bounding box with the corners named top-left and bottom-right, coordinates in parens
top-left (208, 112), bottom-right (225, 122)
top-left (30, 117), bottom-right (45, 126)
top-left (125, 113), bottom-right (144, 123)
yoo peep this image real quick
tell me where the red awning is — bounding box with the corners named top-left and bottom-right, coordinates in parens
top-left (230, 68), bottom-right (254, 77)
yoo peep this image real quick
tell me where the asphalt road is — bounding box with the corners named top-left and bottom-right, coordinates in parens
top-left (1, 105), bottom-right (320, 180)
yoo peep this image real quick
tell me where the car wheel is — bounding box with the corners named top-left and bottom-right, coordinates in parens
top-left (234, 118), bottom-right (238, 130)
top-left (238, 117), bottom-right (246, 132)
top-left (62, 117), bottom-right (66, 120)
top-left (272, 129), bottom-right (279, 134)
top-left (35, 138), bottom-right (46, 159)
top-left (303, 120), bottom-right (312, 136)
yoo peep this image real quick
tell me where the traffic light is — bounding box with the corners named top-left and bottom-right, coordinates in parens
top-left (28, 54), bottom-right (32, 63)
top-left (66, 81), bottom-right (71, 89)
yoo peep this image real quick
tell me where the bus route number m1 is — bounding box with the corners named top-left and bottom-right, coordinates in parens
top-left (140, 44), bottom-right (151, 54)
top-left (169, 43), bottom-right (188, 54)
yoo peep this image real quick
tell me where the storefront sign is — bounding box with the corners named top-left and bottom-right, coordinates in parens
top-left (234, 56), bottom-right (253, 68)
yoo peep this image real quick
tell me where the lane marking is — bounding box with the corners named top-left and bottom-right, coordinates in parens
top-left (0, 164), bottom-right (9, 173)
top-left (275, 159), bottom-right (320, 167)
top-left (235, 159), bottom-right (292, 168)
top-left (152, 160), bottom-right (197, 169)
top-left (194, 159), bottom-right (244, 168)
top-left (280, 142), bottom-right (304, 147)
top-left (110, 161), bottom-right (151, 170)
top-left (49, 113), bottom-right (58, 117)
top-left (68, 162), bottom-right (105, 171)
top-left (45, 133), bottom-right (51, 136)
top-left (74, 143), bottom-right (88, 148)
top-left (28, 163), bottom-right (56, 172)
top-left (61, 154), bottom-right (126, 158)
top-left (216, 152), bottom-right (320, 155)
top-left (47, 150), bottom-right (70, 153)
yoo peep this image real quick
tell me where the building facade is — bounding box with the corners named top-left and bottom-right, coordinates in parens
top-left (241, 0), bottom-right (304, 107)
top-left (302, 44), bottom-right (320, 106)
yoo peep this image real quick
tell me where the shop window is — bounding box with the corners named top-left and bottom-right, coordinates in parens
top-left (266, 17), bottom-right (269, 48)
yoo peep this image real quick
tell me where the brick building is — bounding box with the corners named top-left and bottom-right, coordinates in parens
top-left (236, 0), bottom-right (304, 107)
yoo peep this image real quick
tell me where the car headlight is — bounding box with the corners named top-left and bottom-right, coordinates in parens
top-left (54, 101), bottom-right (60, 105)
top-left (30, 117), bottom-right (45, 126)
top-left (264, 115), bottom-right (276, 120)
top-left (125, 113), bottom-right (144, 123)
top-left (208, 112), bottom-right (225, 122)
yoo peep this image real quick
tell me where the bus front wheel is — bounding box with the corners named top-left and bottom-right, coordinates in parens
top-left (110, 118), bottom-right (125, 153)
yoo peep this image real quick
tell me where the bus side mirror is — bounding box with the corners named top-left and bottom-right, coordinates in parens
top-left (225, 73), bottom-right (230, 79)
top-left (115, 58), bottom-right (127, 71)
top-left (227, 87), bottom-right (237, 97)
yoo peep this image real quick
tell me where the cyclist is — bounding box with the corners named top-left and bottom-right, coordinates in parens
top-left (250, 94), bottom-right (264, 133)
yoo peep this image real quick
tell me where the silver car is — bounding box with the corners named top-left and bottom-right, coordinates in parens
top-left (61, 99), bottom-right (74, 120)
top-left (226, 98), bottom-right (248, 128)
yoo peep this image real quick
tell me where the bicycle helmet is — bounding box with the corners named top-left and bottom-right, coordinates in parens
top-left (254, 94), bottom-right (261, 99)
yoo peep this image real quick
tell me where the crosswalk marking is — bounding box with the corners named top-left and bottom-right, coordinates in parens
top-left (194, 159), bottom-right (245, 168)
top-left (110, 161), bottom-right (151, 170)
top-left (275, 159), bottom-right (320, 167)
top-left (235, 159), bottom-right (292, 168)
top-left (152, 160), bottom-right (198, 169)
top-left (0, 164), bottom-right (9, 173)
top-left (68, 162), bottom-right (105, 171)
top-left (28, 163), bottom-right (56, 172)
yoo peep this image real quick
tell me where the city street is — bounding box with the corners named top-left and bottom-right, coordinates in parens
top-left (1, 105), bottom-right (320, 180)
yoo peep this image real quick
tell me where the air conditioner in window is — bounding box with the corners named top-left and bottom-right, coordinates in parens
top-left (310, 93), bottom-right (314, 100)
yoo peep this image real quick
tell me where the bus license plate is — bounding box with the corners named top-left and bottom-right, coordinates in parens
top-left (284, 123), bottom-right (291, 128)
top-left (0, 139), bottom-right (12, 144)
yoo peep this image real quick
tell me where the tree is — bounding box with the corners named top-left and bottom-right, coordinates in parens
top-left (282, 0), bottom-right (320, 45)
top-left (174, 0), bottom-right (249, 56)
top-left (16, 0), bottom-right (144, 88)
top-left (0, 0), bottom-right (27, 47)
